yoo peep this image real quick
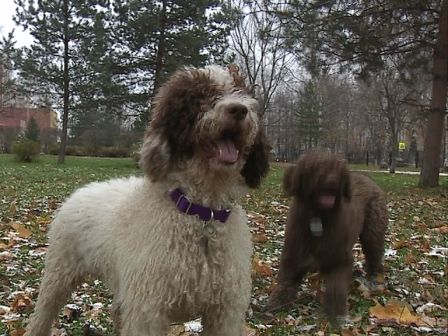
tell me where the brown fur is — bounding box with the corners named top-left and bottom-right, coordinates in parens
top-left (266, 152), bottom-right (388, 321)
top-left (140, 66), bottom-right (269, 188)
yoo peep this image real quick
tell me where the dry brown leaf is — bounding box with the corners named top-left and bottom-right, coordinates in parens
top-left (9, 202), bottom-right (17, 216)
top-left (10, 328), bottom-right (26, 336)
top-left (10, 223), bottom-right (32, 239)
top-left (251, 255), bottom-right (272, 278)
top-left (247, 211), bottom-right (268, 227)
top-left (0, 242), bottom-right (8, 250)
top-left (251, 233), bottom-right (268, 243)
top-left (245, 324), bottom-right (258, 336)
top-left (167, 325), bottom-right (188, 336)
top-left (0, 305), bottom-right (11, 315)
top-left (431, 225), bottom-right (448, 234)
top-left (405, 253), bottom-right (417, 265)
top-left (11, 293), bottom-right (33, 313)
top-left (392, 239), bottom-right (407, 249)
top-left (266, 280), bottom-right (277, 294)
top-left (421, 240), bottom-right (430, 253)
top-left (36, 216), bottom-right (52, 227)
top-left (369, 300), bottom-right (428, 326)
top-left (341, 328), bottom-right (360, 336)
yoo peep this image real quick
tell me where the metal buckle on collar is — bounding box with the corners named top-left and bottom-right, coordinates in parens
top-left (208, 209), bottom-right (214, 221)
top-left (175, 193), bottom-right (193, 214)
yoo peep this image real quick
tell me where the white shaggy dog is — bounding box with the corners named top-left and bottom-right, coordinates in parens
top-left (25, 65), bottom-right (270, 336)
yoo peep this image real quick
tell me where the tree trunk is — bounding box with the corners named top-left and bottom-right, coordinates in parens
top-left (152, 0), bottom-right (167, 100)
top-left (419, 0), bottom-right (448, 187)
top-left (58, 0), bottom-right (70, 164)
top-left (389, 133), bottom-right (398, 174)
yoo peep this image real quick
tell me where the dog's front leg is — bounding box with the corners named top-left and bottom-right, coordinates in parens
top-left (322, 264), bottom-right (352, 323)
top-left (202, 305), bottom-right (247, 336)
top-left (119, 305), bottom-right (170, 336)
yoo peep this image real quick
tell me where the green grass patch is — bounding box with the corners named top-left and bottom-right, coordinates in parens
top-left (0, 155), bottom-right (446, 335)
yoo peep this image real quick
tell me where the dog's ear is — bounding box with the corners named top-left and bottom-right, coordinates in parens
top-left (140, 69), bottom-right (220, 181)
top-left (149, 70), bottom-right (211, 161)
top-left (139, 131), bottom-right (171, 181)
top-left (341, 169), bottom-right (352, 200)
top-left (283, 165), bottom-right (298, 196)
top-left (283, 163), bottom-right (308, 198)
top-left (241, 130), bottom-right (270, 188)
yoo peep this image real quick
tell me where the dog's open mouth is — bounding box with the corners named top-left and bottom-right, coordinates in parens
top-left (204, 131), bottom-right (243, 166)
top-left (318, 193), bottom-right (336, 209)
top-left (214, 139), bottom-right (239, 164)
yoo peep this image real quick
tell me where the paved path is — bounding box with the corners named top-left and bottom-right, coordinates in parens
top-left (354, 169), bottom-right (448, 177)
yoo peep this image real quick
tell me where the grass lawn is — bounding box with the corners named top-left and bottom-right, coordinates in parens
top-left (0, 155), bottom-right (447, 335)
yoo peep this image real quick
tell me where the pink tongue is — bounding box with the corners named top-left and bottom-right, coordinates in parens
top-left (319, 195), bottom-right (336, 208)
top-left (216, 139), bottom-right (238, 163)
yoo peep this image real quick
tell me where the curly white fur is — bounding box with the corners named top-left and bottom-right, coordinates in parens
top-left (25, 65), bottom-right (267, 336)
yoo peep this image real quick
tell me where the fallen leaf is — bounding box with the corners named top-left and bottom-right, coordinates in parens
top-left (167, 325), bottom-right (188, 336)
top-left (245, 324), bottom-right (258, 336)
top-left (252, 233), bottom-right (268, 243)
top-left (0, 305), bottom-right (11, 315)
top-left (10, 328), bottom-right (26, 336)
top-left (11, 293), bottom-right (33, 313)
top-left (252, 255), bottom-right (272, 278)
top-left (10, 222), bottom-right (32, 239)
top-left (392, 239), bottom-right (407, 249)
top-left (431, 225), bottom-right (448, 234)
top-left (369, 300), bottom-right (433, 327)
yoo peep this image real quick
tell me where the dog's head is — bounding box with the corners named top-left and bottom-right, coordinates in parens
top-left (283, 152), bottom-right (351, 210)
top-left (140, 65), bottom-right (269, 188)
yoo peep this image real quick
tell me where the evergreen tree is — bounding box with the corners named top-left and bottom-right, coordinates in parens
top-left (0, 32), bottom-right (17, 107)
top-left (25, 116), bottom-right (40, 142)
top-left (295, 80), bottom-right (322, 151)
top-left (112, 0), bottom-right (236, 128)
top-left (14, 0), bottom-right (110, 163)
top-left (70, 8), bottom-right (129, 146)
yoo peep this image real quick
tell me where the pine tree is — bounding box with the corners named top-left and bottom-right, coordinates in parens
top-left (14, 0), bottom-right (110, 163)
top-left (25, 116), bottom-right (40, 142)
top-left (112, 0), bottom-right (235, 128)
top-left (0, 32), bottom-right (17, 107)
top-left (295, 80), bottom-right (322, 151)
top-left (70, 9), bottom-right (129, 147)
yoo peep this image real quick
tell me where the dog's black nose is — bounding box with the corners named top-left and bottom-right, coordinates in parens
top-left (227, 103), bottom-right (248, 121)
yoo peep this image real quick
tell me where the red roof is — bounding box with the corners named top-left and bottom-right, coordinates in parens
top-left (0, 107), bottom-right (57, 129)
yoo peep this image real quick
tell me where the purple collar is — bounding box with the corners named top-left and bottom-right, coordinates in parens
top-left (169, 188), bottom-right (231, 223)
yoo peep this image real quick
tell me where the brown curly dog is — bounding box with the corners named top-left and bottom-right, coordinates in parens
top-left (266, 152), bottom-right (387, 323)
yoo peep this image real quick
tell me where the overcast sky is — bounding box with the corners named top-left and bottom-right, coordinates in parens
top-left (0, 0), bottom-right (33, 47)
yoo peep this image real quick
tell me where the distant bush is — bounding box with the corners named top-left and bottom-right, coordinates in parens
top-left (12, 140), bottom-right (40, 162)
top-left (130, 143), bottom-right (142, 167)
top-left (48, 143), bottom-right (60, 155)
top-left (66, 145), bottom-right (88, 156)
top-left (97, 147), bottom-right (130, 158)
top-left (48, 145), bottom-right (131, 158)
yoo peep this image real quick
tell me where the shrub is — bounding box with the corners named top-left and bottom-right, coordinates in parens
top-left (12, 140), bottom-right (40, 162)
top-left (130, 143), bottom-right (142, 167)
top-left (97, 147), bottom-right (130, 158)
top-left (65, 145), bottom-right (88, 156)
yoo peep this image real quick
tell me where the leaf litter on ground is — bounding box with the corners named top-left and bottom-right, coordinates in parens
top-left (0, 159), bottom-right (447, 335)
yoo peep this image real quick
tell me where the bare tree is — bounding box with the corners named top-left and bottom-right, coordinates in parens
top-left (229, 0), bottom-right (294, 116)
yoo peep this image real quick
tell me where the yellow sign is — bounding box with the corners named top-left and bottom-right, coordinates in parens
top-left (399, 142), bottom-right (406, 150)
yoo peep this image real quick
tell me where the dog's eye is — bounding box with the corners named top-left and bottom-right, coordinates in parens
top-left (231, 88), bottom-right (242, 94)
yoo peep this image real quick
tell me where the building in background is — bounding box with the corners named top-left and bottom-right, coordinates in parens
top-left (0, 106), bottom-right (58, 152)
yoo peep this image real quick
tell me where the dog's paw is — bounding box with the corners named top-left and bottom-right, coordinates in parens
top-left (368, 273), bottom-right (386, 293)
